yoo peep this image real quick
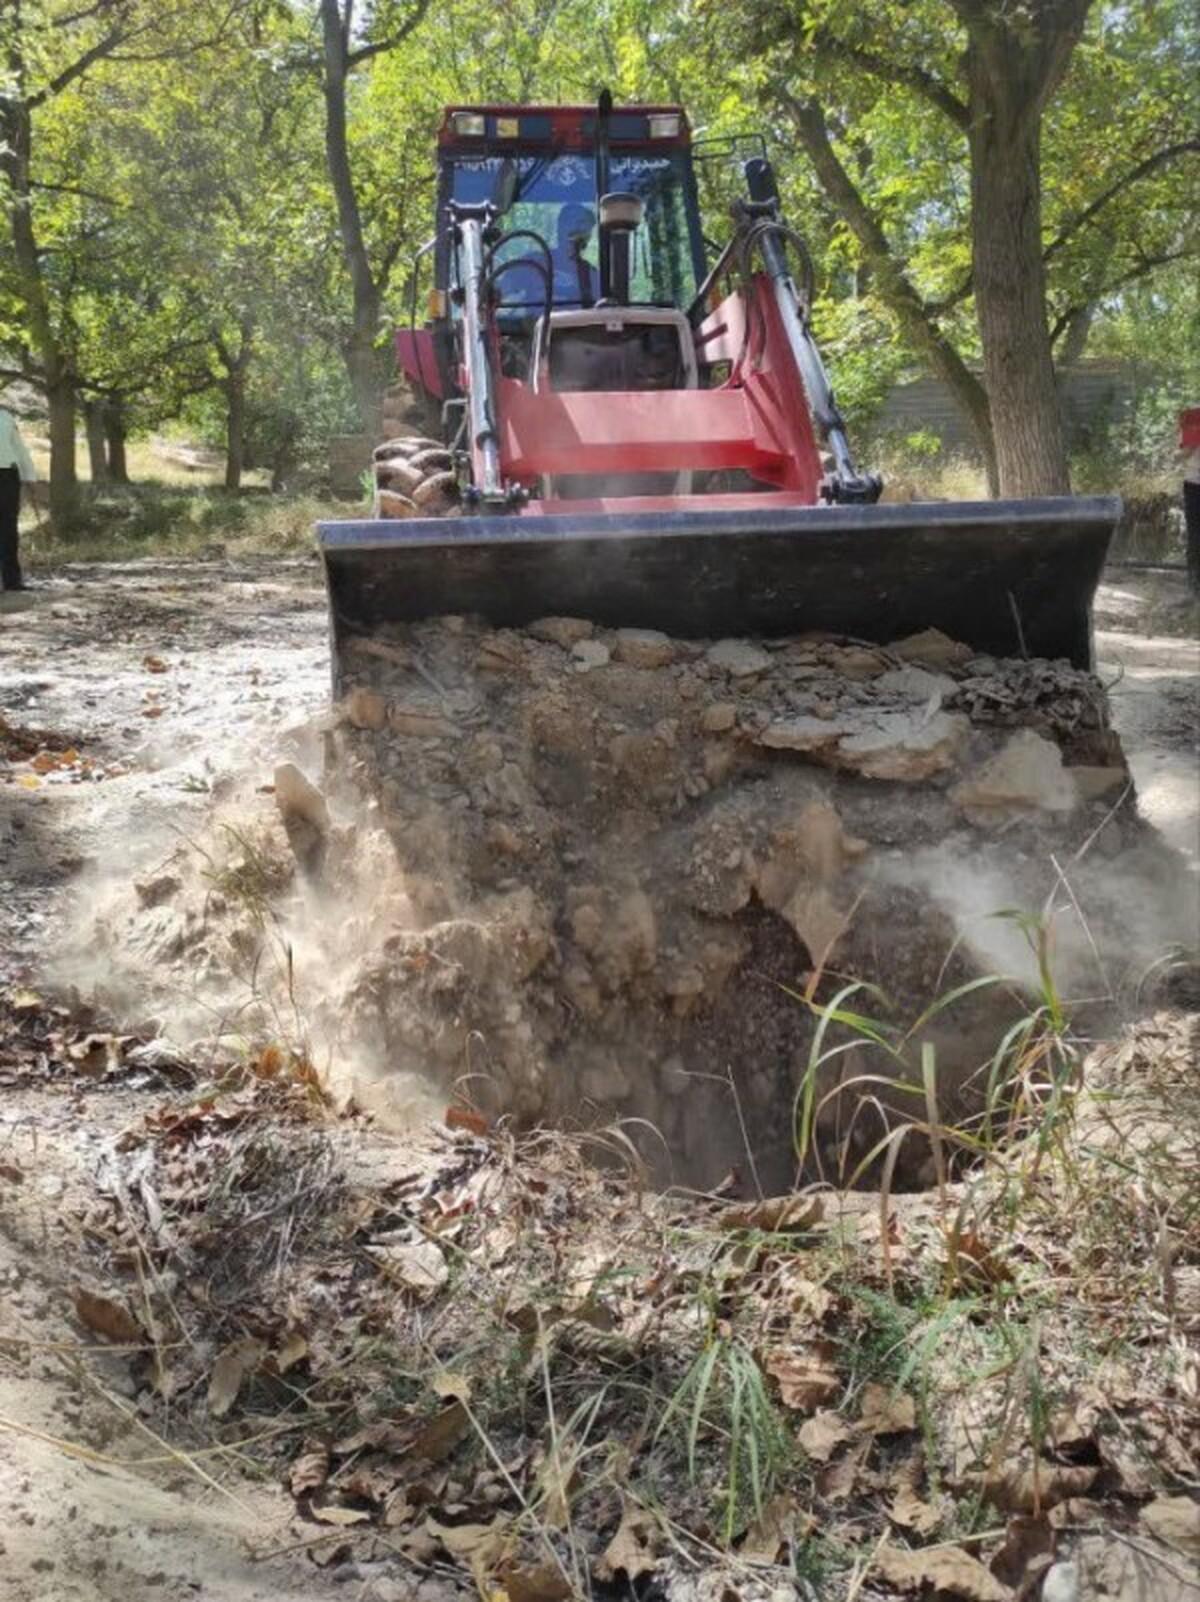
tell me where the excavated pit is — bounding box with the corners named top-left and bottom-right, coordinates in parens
top-left (309, 613), bottom-right (1193, 1190)
top-left (72, 612), bottom-right (1197, 1193)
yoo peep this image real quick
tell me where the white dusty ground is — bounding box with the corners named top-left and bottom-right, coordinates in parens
top-left (0, 555), bottom-right (1197, 1601)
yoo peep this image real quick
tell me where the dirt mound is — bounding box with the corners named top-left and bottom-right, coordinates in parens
top-left (67, 616), bottom-right (1195, 1191)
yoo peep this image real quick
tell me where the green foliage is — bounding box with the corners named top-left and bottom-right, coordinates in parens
top-left (653, 1335), bottom-right (793, 1543)
top-left (2, 0), bottom-right (1197, 503)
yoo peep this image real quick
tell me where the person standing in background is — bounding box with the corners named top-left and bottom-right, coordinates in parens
top-left (0, 405), bottom-right (39, 591)
top-left (1181, 407), bottom-right (1200, 594)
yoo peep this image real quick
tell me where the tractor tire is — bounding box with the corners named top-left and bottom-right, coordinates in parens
top-left (372, 433), bottom-right (459, 520)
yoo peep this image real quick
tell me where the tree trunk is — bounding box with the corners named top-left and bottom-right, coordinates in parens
top-left (965, 49), bottom-right (1071, 497)
top-left (785, 95), bottom-right (999, 495)
top-left (1, 91), bottom-right (79, 523)
top-left (320, 0), bottom-right (383, 433)
top-left (84, 399), bottom-right (108, 483)
top-left (1057, 303), bottom-right (1095, 368)
top-left (46, 371), bottom-right (78, 523)
top-left (224, 374), bottom-right (245, 492)
top-left (105, 402), bottom-right (129, 484)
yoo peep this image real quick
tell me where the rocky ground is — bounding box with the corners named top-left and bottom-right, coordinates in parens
top-left (1, 556), bottom-right (1197, 1601)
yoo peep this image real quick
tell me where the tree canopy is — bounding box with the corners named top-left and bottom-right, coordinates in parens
top-left (2, 0), bottom-right (1196, 511)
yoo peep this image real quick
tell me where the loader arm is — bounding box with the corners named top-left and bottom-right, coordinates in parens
top-left (327, 95), bottom-right (1120, 678)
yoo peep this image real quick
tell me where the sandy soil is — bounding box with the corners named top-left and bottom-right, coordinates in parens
top-left (1, 556), bottom-right (1196, 1600)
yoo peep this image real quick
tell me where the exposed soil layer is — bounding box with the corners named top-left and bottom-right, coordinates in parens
top-left (3, 562), bottom-right (1197, 1194)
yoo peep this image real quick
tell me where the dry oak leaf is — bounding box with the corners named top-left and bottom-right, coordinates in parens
top-left (989, 1514), bottom-right (1054, 1591)
top-left (798, 1409), bottom-right (852, 1462)
top-left (426, 1514), bottom-right (512, 1582)
top-left (765, 1341), bottom-right (840, 1411)
top-left (142, 654), bottom-right (169, 673)
top-left (207, 1335), bottom-right (266, 1417)
top-left (889, 1484), bottom-right (943, 1536)
top-left (982, 1462), bottom-right (1097, 1514)
top-left (1139, 1495), bottom-right (1200, 1557)
top-left (73, 1286), bottom-right (142, 1343)
top-left (817, 1440), bottom-right (869, 1502)
top-left (594, 1505), bottom-right (661, 1583)
top-left (875, 1542), bottom-right (1013, 1601)
top-left (289, 1438), bottom-right (330, 1498)
top-left (410, 1399), bottom-right (470, 1462)
top-left (860, 1380), bottom-right (917, 1435)
top-left (740, 1494), bottom-right (815, 1562)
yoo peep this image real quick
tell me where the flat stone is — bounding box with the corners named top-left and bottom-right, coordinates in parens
top-left (613, 628), bottom-right (675, 668)
top-left (757, 716), bottom-right (847, 753)
top-left (389, 704), bottom-right (454, 738)
top-left (889, 626), bottom-right (973, 668)
top-left (707, 639), bottom-right (772, 677)
top-left (824, 645), bottom-right (886, 680)
top-left (343, 687), bottom-right (387, 730)
top-left (874, 665), bottom-right (957, 704)
top-left (273, 762), bottom-right (330, 832)
top-left (530, 616), bottom-right (594, 647)
top-left (701, 702), bottom-right (738, 733)
top-left (952, 729), bottom-right (1078, 816)
top-left (835, 710), bottom-right (969, 781)
top-left (572, 639), bottom-right (611, 670)
top-left (1071, 764), bottom-right (1128, 801)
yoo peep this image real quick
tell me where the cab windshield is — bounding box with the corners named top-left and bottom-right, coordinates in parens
top-left (445, 150), bottom-right (700, 311)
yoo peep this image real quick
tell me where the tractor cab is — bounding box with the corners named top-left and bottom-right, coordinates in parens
top-left (422, 101), bottom-right (707, 404)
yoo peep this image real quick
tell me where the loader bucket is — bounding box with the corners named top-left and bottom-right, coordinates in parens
top-left (317, 495), bottom-right (1119, 679)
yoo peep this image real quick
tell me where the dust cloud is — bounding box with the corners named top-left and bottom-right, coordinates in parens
top-left (49, 611), bottom-right (1198, 1190)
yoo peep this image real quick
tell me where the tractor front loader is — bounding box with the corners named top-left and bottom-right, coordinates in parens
top-left (318, 94), bottom-right (1117, 675)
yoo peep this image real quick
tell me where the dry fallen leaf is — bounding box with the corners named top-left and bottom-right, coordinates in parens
top-left (816, 1440), bottom-right (868, 1502)
top-left (594, 1505), bottom-right (661, 1583)
top-left (207, 1335), bottom-right (266, 1417)
top-left (859, 1380), bottom-right (917, 1435)
top-left (990, 1514), bottom-right (1055, 1591)
top-left (0, 1162), bottom-right (24, 1185)
top-left (288, 1438), bottom-right (330, 1497)
top-left (740, 1493), bottom-right (814, 1562)
top-left (721, 1193), bottom-right (824, 1232)
top-left (445, 1103), bottom-right (490, 1137)
top-left (765, 1342), bottom-right (840, 1412)
top-left (497, 1560), bottom-right (572, 1602)
top-left (889, 1483), bottom-right (942, 1535)
top-left (369, 1238), bottom-right (449, 1297)
top-left (875, 1541), bottom-right (1013, 1601)
top-left (1140, 1495), bottom-right (1200, 1556)
top-left (312, 1503), bottom-right (371, 1526)
top-left (73, 1286), bottom-right (142, 1343)
top-left (431, 1370), bottom-right (473, 1402)
top-left (141, 705), bottom-right (165, 719)
top-left (410, 1400), bottom-right (470, 1462)
top-left (426, 1514), bottom-right (512, 1582)
top-left (143, 654), bottom-right (169, 673)
top-left (983, 1462), bottom-right (1097, 1513)
top-left (276, 1332), bottom-right (309, 1374)
top-left (798, 1410), bottom-right (852, 1462)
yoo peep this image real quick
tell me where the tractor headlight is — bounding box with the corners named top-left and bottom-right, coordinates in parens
top-left (648, 114), bottom-right (682, 139)
top-left (450, 112), bottom-right (486, 138)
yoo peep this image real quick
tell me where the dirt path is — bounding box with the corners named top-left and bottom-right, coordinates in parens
top-left (1094, 569), bottom-right (1199, 866)
top-left (1, 556), bottom-right (1197, 1600)
top-left (1, 558), bottom-right (329, 986)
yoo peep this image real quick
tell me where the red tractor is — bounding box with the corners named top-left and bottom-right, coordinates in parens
top-left (319, 96), bottom-right (1118, 670)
